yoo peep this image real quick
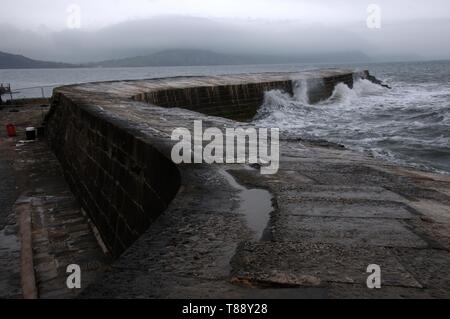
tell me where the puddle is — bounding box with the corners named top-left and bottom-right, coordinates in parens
top-left (220, 169), bottom-right (273, 240)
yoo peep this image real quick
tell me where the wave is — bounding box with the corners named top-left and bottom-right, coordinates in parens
top-left (253, 77), bottom-right (450, 173)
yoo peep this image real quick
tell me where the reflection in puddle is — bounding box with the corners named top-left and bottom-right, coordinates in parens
top-left (220, 170), bottom-right (273, 240)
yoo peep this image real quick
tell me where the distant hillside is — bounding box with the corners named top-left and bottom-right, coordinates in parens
top-left (92, 49), bottom-right (371, 67)
top-left (0, 51), bottom-right (76, 69)
top-left (0, 49), bottom-right (371, 69)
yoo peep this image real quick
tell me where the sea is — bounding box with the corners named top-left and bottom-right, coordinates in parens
top-left (1, 60), bottom-right (449, 173)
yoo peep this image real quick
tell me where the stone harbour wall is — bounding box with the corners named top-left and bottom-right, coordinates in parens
top-left (38, 71), bottom-right (450, 299)
top-left (134, 81), bottom-right (294, 121)
top-left (45, 93), bottom-right (181, 257)
top-left (45, 70), bottom-right (370, 258)
top-left (133, 72), bottom-right (357, 121)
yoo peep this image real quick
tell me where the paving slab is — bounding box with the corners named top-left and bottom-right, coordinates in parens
top-left (231, 242), bottom-right (422, 288)
top-left (272, 216), bottom-right (428, 248)
top-left (277, 198), bottom-right (415, 219)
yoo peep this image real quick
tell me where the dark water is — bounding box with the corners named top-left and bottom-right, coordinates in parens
top-left (1, 60), bottom-right (449, 173)
top-left (254, 60), bottom-right (450, 174)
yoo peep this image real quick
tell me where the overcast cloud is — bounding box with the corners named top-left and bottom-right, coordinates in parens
top-left (1, 0), bottom-right (449, 62)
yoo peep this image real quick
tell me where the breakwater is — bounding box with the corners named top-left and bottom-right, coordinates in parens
top-left (46, 70), bottom-right (378, 256)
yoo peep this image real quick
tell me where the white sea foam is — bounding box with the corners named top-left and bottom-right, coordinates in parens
top-left (254, 75), bottom-right (450, 173)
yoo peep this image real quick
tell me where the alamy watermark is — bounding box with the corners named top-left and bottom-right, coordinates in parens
top-left (66, 4), bottom-right (82, 29)
top-left (367, 4), bottom-right (382, 29)
top-left (171, 120), bottom-right (280, 175)
top-left (367, 264), bottom-right (382, 289)
top-left (66, 264), bottom-right (81, 289)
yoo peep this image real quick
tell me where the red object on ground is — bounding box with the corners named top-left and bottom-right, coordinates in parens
top-left (6, 124), bottom-right (17, 137)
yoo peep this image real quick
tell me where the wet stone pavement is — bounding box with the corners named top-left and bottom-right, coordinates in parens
top-left (81, 140), bottom-right (450, 299)
top-left (0, 142), bottom-right (22, 299)
top-left (12, 140), bottom-right (111, 298)
top-left (0, 104), bottom-right (110, 298)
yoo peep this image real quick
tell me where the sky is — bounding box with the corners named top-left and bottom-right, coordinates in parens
top-left (1, 0), bottom-right (450, 62)
top-left (2, 0), bottom-right (450, 30)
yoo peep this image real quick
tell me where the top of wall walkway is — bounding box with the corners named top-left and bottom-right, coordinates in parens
top-left (48, 69), bottom-right (450, 298)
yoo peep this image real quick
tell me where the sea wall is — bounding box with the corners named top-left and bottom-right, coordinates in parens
top-left (133, 72), bottom-right (356, 121)
top-left (45, 93), bottom-right (180, 257)
top-left (45, 70), bottom-right (368, 257)
top-left (134, 81), bottom-right (293, 121)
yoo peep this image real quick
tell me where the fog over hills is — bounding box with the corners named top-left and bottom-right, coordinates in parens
top-left (0, 48), bottom-right (371, 69)
top-left (92, 49), bottom-right (371, 68)
top-left (2, 15), bottom-right (448, 65)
